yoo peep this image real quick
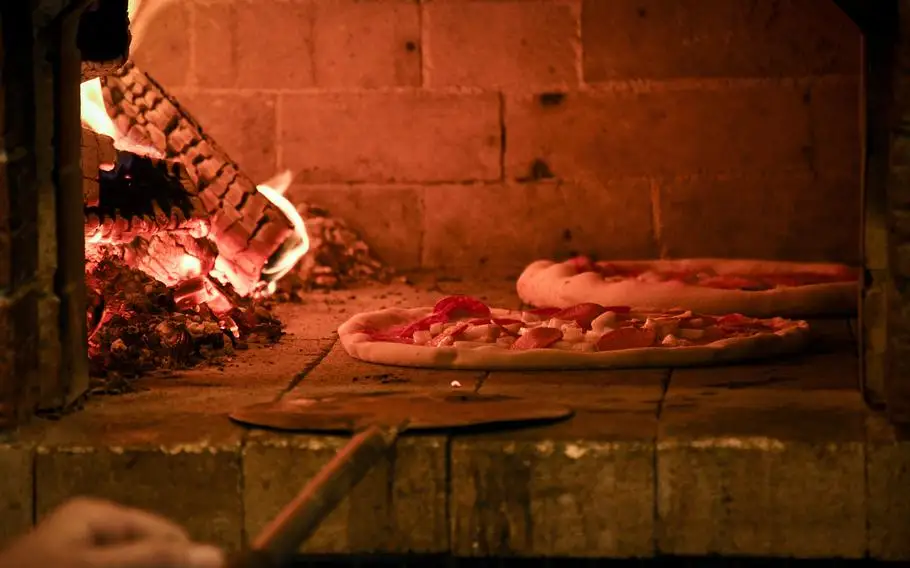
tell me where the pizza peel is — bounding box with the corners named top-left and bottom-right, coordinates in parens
top-left (226, 390), bottom-right (573, 567)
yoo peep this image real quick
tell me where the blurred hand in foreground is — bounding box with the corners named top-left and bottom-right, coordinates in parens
top-left (0, 497), bottom-right (224, 568)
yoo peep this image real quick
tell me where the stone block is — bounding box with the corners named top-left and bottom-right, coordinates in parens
top-left (657, 173), bottom-right (860, 264)
top-left (243, 432), bottom-right (447, 553)
top-left (286, 185), bottom-right (424, 271)
top-left (0, 444), bottom-right (34, 548)
top-left (28, 345), bottom-right (303, 552)
top-left (421, 181), bottom-right (656, 275)
top-left (863, 271), bottom-right (889, 406)
top-left (280, 92), bottom-right (500, 183)
top-left (810, 78), bottom-right (862, 178)
top-left (424, 0), bottom-right (579, 88)
top-left (174, 91), bottom-right (278, 184)
top-left (36, 447), bottom-right (243, 550)
top-left (582, 0), bottom-right (861, 81)
top-left (195, 0), bottom-right (315, 88)
top-left (657, 386), bottom-right (868, 558)
top-left (290, 340), bottom-right (485, 394)
top-left (129, 0), bottom-right (191, 87)
top-left (33, 386), bottom-right (249, 549)
top-left (504, 81), bottom-right (859, 180)
top-left (312, 0), bottom-right (421, 88)
top-left (866, 414), bottom-right (910, 560)
top-left (450, 369), bottom-right (666, 557)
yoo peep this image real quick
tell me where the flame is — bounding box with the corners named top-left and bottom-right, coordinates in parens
top-left (256, 170), bottom-right (310, 293)
top-left (80, 79), bottom-right (117, 139)
top-left (80, 78), bottom-right (164, 158)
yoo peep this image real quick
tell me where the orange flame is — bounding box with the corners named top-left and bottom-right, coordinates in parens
top-left (256, 171), bottom-right (310, 294)
top-left (80, 78), bottom-right (163, 158)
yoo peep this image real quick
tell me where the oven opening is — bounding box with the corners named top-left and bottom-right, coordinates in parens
top-left (0, 0), bottom-right (906, 563)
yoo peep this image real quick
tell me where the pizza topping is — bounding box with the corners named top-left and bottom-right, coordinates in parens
top-left (398, 312), bottom-right (449, 338)
top-left (370, 299), bottom-right (800, 353)
top-left (596, 326), bottom-right (657, 351)
top-left (560, 323), bottom-right (585, 343)
top-left (661, 334), bottom-right (682, 347)
top-left (363, 328), bottom-right (415, 344)
top-left (567, 256), bottom-right (595, 272)
top-left (427, 322), bottom-right (469, 347)
top-left (573, 257), bottom-right (858, 291)
top-left (678, 327), bottom-right (705, 340)
top-left (461, 323), bottom-right (500, 342)
top-left (552, 303), bottom-right (607, 330)
top-left (510, 326), bottom-right (564, 350)
top-left (434, 295), bottom-right (491, 318)
top-left (523, 307), bottom-right (561, 322)
top-left (412, 330), bottom-right (432, 345)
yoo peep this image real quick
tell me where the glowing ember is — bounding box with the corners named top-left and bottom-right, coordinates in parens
top-left (179, 255), bottom-right (203, 279)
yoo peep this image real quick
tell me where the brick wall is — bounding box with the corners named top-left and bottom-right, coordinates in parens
top-left (131, 0), bottom-right (862, 276)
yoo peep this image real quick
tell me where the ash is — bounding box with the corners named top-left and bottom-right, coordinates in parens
top-left (273, 204), bottom-right (397, 298)
top-left (86, 257), bottom-right (283, 388)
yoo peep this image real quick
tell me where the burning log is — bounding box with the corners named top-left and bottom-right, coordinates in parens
top-left (81, 127), bottom-right (116, 206)
top-left (78, 0), bottom-right (130, 82)
top-left (84, 209), bottom-right (208, 245)
top-left (78, 59), bottom-right (397, 381)
top-left (94, 61), bottom-right (394, 295)
top-left (99, 62), bottom-right (297, 296)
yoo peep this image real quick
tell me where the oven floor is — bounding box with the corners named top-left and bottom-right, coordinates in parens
top-left (2, 277), bottom-right (907, 560)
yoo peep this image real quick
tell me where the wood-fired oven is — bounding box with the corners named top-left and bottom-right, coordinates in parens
top-left (1, 0), bottom-right (909, 562)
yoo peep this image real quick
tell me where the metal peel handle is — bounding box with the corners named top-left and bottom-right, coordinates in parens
top-left (232, 423), bottom-right (403, 566)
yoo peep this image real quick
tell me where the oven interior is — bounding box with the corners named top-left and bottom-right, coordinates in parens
top-left (0, 0), bottom-right (907, 563)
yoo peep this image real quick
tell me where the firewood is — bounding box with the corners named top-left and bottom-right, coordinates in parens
top-left (100, 62), bottom-right (295, 295)
top-left (78, 0), bottom-right (129, 81)
top-left (93, 60), bottom-right (393, 296)
top-left (81, 127), bottom-right (116, 206)
top-left (81, 59), bottom-right (126, 82)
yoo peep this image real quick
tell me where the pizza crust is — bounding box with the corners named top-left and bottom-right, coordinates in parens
top-left (517, 259), bottom-right (858, 318)
top-left (338, 306), bottom-right (810, 371)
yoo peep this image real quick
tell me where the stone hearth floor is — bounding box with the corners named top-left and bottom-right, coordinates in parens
top-left (1, 276), bottom-right (907, 560)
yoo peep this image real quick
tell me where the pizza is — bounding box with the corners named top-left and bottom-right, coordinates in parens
top-left (517, 257), bottom-right (859, 318)
top-left (338, 295), bottom-right (810, 371)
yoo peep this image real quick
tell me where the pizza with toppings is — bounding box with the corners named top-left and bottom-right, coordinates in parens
top-left (338, 295), bottom-right (810, 370)
top-left (517, 257), bottom-right (859, 318)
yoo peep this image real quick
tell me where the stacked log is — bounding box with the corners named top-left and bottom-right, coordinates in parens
top-left (100, 62), bottom-right (295, 295)
top-left (97, 61), bottom-right (394, 293)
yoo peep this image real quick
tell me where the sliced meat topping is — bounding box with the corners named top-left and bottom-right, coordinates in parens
top-left (369, 298), bottom-right (798, 352)
top-left (510, 326), bottom-right (563, 350)
top-left (434, 295), bottom-right (491, 319)
top-left (595, 326), bottom-right (657, 351)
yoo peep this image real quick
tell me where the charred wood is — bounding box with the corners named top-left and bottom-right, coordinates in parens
top-left (77, 0), bottom-right (129, 81)
top-left (99, 61), bottom-right (394, 293)
top-left (101, 62), bottom-right (295, 295)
